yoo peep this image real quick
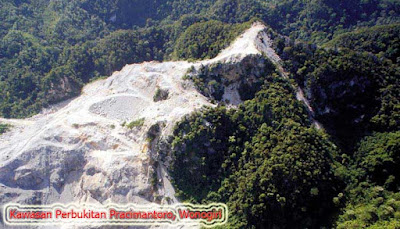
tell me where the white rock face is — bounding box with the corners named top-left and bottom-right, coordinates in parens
top-left (1, 22), bottom-right (317, 227)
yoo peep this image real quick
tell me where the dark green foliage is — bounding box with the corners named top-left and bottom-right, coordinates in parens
top-left (169, 4), bottom-right (400, 225)
top-left (226, 121), bottom-right (339, 228)
top-left (91, 28), bottom-right (168, 76)
top-left (153, 87), bottom-right (169, 102)
top-left (335, 132), bottom-right (400, 228)
top-left (170, 78), bottom-right (341, 228)
top-left (209, 0), bottom-right (265, 24)
top-left (355, 132), bottom-right (400, 191)
top-left (208, 0), bottom-right (400, 43)
top-left (270, 23), bottom-right (400, 228)
top-left (0, 123), bottom-right (10, 134)
top-left (337, 186), bottom-right (400, 228)
top-left (0, 1), bottom-right (242, 118)
top-left (2, 0), bottom-right (400, 118)
top-left (325, 24), bottom-right (400, 63)
top-left (173, 20), bottom-right (250, 60)
top-left (171, 106), bottom-right (234, 202)
top-left (147, 122), bottom-right (162, 142)
top-left (280, 42), bottom-right (400, 149)
top-left (237, 56), bottom-right (280, 101)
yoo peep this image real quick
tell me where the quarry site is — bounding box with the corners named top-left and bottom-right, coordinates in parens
top-left (0, 23), bottom-right (317, 228)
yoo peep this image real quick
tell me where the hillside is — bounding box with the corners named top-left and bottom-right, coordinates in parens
top-left (324, 23), bottom-right (400, 63)
top-left (1, 0), bottom-right (400, 118)
top-left (0, 0), bottom-right (400, 228)
top-left (0, 23), bottom-right (284, 226)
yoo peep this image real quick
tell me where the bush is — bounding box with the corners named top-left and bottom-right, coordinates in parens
top-left (153, 88), bottom-right (169, 102)
top-left (126, 118), bottom-right (145, 129)
top-left (0, 124), bottom-right (10, 134)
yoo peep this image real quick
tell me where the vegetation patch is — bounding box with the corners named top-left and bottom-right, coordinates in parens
top-left (147, 122), bottom-right (162, 143)
top-left (126, 118), bottom-right (145, 129)
top-left (337, 132), bottom-right (400, 228)
top-left (172, 20), bottom-right (251, 61)
top-left (0, 123), bottom-right (10, 135)
top-left (153, 88), bottom-right (169, 102)
top-left (324, 24), bottom-right (400, 63)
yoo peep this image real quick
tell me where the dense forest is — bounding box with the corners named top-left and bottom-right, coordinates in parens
top-left (1, 0), bottom-right (400, 118)
top-left (170, 78), bottom-right (343, 228)
top-left (1, 0), bottom-right (400, 228)
top-left (170, 47), bottom-right (400, 227)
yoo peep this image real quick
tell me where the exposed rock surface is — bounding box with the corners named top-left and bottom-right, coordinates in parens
top-left (0, 22), bottom-right (318, 228)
